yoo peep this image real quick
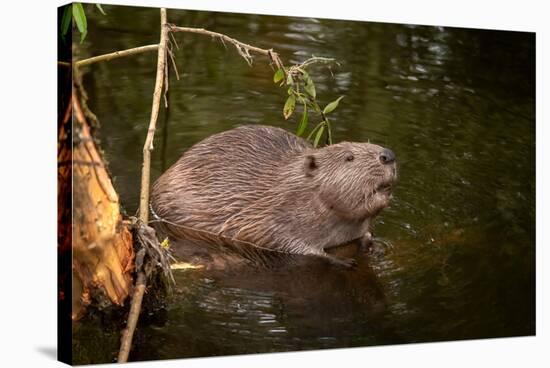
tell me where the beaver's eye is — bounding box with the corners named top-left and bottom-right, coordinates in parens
top-left (345, 152), bottom-right (354, 162)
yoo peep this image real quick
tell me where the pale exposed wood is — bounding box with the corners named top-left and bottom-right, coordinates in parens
top-left (71, 87), bottom-right (134, 321)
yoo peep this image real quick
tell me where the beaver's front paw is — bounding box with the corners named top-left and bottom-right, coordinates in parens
top-left (359, 232), bottom-right (374, 252)
top-left (325, 255), bottom-right (357, 269)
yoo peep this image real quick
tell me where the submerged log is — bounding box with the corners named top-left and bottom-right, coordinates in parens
top-left (65, 85), bottom-right (135, 320)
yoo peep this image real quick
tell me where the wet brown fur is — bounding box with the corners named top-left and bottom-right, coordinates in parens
top-left (151, 125), bottom-right (397, 267)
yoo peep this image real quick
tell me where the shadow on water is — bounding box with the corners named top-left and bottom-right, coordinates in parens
top-left (72, 4), bottom-right (535, 364)
top-left (131, 242), bottom-right (404, 361)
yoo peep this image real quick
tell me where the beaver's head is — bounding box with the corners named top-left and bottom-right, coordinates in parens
top-left (304, 141), bottom-right (398, 219)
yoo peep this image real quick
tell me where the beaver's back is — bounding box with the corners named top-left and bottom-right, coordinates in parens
top-left (151, 125), bottom-right (311, 233)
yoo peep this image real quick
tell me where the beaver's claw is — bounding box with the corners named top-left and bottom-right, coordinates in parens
top-left (359, 232), bottom-right (374, 252)
top-left (326, 255), bottom-right (357, 269)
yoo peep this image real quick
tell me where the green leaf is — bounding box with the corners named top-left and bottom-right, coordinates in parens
top-left (60, 5), bottom-right (72, 40)
top-left (286, 73), bottom-right (293, 86)
top-left (96, 4), bottom-right (107, 15)
top-left (305, 79), bottom-right (316, 98)
top-left (313, 125), bottom-right (325, 147)
top-left (302, 71), bottom-right (316, 98)
top-left (72, 3), bottom-right (87, 43)
top-left (296, 105), bottom-right (308, 136)
top-left (323, 95), bottom-right (345, 115)
top-left (306, 122), bottom-right (323, 140)
top-left (283, 95), bottom-right (296, 120)
top-left (273, 68), bottom-right (284, 83)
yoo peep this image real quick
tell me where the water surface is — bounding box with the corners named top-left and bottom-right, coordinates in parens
top-left (73, 4), bottom-right (535, 364)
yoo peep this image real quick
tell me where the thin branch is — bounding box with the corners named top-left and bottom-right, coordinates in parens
top-left (168, 25), bottom-right (285, 70)
top-left (169, 31), bottom-right (179, 50)
top-left (117, 272), bottom-right (146, 362)
top-left (167, 47), bottom-right (180, 80)
top-left (139, 13), bottom-right (168, 224)
top-left (163, 57), bottom-right (169, 108)
top-left (75, 44), bottom-right (159, 68)
top-left (117, 8), bottom-right (168, 364)
top-left (297, 56), bottom-right (340, 69)
top-left (325, 118), bottom-right (333, 145)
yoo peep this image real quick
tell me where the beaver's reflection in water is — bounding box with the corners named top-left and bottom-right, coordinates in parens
top-left (133, 240), bottom-right (405, 359)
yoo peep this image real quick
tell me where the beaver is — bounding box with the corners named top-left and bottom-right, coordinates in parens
top-left (151, 125), bottom-right (397, 267)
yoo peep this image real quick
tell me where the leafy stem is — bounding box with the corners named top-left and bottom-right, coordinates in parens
top-left (273, 57), bottom-right (344, 147)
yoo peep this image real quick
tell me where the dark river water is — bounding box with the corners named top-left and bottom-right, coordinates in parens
top-left (72, 4), bottom-right (535, 364)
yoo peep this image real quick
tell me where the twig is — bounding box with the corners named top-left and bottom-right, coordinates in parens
top-left (169, 31), bottom-right (179, 50)
top-left (325, 118), bottom-right (333, 145)
top-left (167, 47), bottom-right (180, 80)
top-left (168, 25), bottom-right (285, 70)
top-left (139, 12), bottom-right (168, 224)
top-left (117, 272), bottom-right (146, 362)
top-left (163, 56), bottom-right (169, 108)
top-left (75, 44), bottom-right (159, 68)
top-left (297, 56), bottom-right (340, 69)
top-left (72, 26), bottom-right (286, 72)
top-left (117, 8), bottom-right (168, 364)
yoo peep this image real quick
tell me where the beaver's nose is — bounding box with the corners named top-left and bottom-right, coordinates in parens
top-left (379, 148), bottom-right (396, 164)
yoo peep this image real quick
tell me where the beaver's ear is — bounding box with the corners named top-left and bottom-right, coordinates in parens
top-left (304, 155), bottom-right (318, 177)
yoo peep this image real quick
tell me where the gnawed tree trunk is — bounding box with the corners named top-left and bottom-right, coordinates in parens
top-left (61, 84), bottom-right (135, 320)
top-left (59, 7), bottom-right (285, 360)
